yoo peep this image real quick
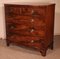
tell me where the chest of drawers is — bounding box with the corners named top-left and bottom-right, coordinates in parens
top-left (4, 3), bottom-right (55, 56)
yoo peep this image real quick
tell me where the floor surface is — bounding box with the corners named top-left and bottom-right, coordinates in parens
top-left (0, 35), bottom-right (60, 59)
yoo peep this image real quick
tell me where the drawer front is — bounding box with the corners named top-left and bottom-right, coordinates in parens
top-left (6, 15), bottom-right (45, 27)
top-left (5, 5), bottom-right (46, 17)
top-left (27, 17), bottom-right (46, 30)
top-left (8, 35), bottom-right (40, 41)
top-left (5, 5), bottom-right (32, 16)
top-left (6, 24), bottom-right (45, 37)
top-left (7, 30), bottom-right (45, 37)
top-left (6, 16), bottom-right (33, 23)
top-left (7, 35), bottom-right (44, 44)
top-left (31, 6), bottom-right (46, 18)
top-left (7, 35), bottom-right (43, 49)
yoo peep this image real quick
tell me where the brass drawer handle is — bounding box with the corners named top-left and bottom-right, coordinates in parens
top-left (31, 10), bottom-right (36, 15)
top-left (32, 10), bottom-right (39, 16)
top-left (30, 29), bottom-right (34, 33)
top-left (10, 25), bottom-right (15, 29)
top-left (31, 40), bottom-right (34, 43)
top-left (31, 10), bottom-right (34, 14)
top-left (31, 19), bottom-right (34, 22)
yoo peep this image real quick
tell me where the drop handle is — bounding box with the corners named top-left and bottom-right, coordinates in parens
top-left (30, 29), bottom-right (35, 33)
top-left (31, 40), bottom-right (34, 43)
top-left (10, 25), bottom-right (15, 29)
top-left (31, 10), bottom-right (34, 14)
top-left (31, 10), bottom-right (36, 15)
top-left (31, 19), bottom-right (34, 22)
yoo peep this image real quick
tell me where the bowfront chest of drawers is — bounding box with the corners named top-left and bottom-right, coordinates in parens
top-left (4, 3), bottom-right (55, 56)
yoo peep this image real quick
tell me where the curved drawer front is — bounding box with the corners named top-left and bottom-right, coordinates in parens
top-left (32, 20), bottom-right (46, 29)
top-left (6, 16), bottom-right (32, 23)
top-left (8, 35), bottom-right (44, 44)
top-left (8, 35), bottom-right (40, 41)
top-left (8, 35), bottom-right (43, 49)
top-left (5, 5), bottom-right (46, 17)
top-left (6, 15), bottom-right (45, 23)
top-left (5, 5), bottom-right (33, 16)
top-left (7, 26), bottom-right (45, 38)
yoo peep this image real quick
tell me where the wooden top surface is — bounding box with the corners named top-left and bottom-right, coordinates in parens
top-left (4, 2), bottom-right (55, 6)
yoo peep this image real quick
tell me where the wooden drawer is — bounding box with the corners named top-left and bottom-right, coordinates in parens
top-left (7, 35), bottom-right (44, 44)
top-left (6, 22), bottom-right (46, 37)
top-left (5, 5), bottom-right (32, 16)
top-left (7, 27), bottom-right (45, 38)
top-left (8, 35), bottom-right (43, 49)
top-left (6, 16), bottom-right (45, 27)
top-left (6, 16), bottom-right (32, 23)
top-left (23, 43), bottom-right (42, 49)
top-left (5, 4), bottom-right (46, 17)
top-left (8, 35), bottom-right (40, 41)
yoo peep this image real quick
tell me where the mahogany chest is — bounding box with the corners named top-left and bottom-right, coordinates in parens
top-left (4, 3), bottom-right (55, 56)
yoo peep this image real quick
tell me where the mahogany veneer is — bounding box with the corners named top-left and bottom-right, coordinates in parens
top-left (4, 3), bottom-right (55, 56)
